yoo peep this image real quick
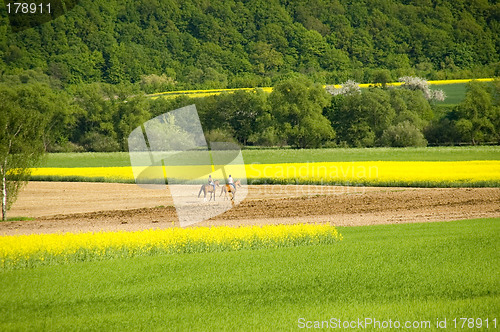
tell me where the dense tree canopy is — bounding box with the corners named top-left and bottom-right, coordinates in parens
top-left (1, 0), bottom-right (499, 90)
top-left (269, 78), bottom-right (334, 148)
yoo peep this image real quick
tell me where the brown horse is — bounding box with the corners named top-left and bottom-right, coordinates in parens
top-left (198, 180), bottom-right (219, 201)
top-left (220, 179), bottom-right (241, 202)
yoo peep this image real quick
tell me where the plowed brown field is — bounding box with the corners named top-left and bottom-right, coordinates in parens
top-left (2, 182), bottom-right (499, 235)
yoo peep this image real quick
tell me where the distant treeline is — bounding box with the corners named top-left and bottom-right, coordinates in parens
top-left (1, 77), bottom-right (498, 151)
top-left (1, 0), bottom-right (499, 90)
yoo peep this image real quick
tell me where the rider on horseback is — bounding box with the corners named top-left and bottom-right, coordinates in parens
top-left (228, 174), bottom-right (235, 191)
top-left (208, 175), bottom-right (215, 192)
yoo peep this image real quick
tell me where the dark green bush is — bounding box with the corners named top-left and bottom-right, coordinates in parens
top-left (80, 132), bottom-right (120, 152)
top-left (380, 121), bottom-right (428, 147)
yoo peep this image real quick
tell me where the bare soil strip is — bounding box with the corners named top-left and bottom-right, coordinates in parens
top-left (2, 182), bottom-right (499, 235)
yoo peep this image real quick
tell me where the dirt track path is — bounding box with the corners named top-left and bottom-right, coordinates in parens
top-left (2, 182), bottom-right (499, 235)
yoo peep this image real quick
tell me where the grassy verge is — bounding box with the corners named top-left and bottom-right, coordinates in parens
top-left (41, 146), bottom-right (500, 168)
top-left (29, 174), bottom-right (134, 184)
top-left (1, 218), bottom-right (498, 330)
top-left (247, 177), bottom-right (500, 188)
top-left (28, 175), bottom-right (500, 187)
top-left (1, 217), bottom-right (34, 222)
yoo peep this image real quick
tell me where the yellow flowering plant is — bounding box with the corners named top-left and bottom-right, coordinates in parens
top-left (29, 160), bottom-right (500, 186)
top-left (0, 224), bottom-right (342, 269)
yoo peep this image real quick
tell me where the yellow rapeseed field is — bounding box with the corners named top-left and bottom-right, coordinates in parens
top-left (31, 166), bottom-right (135, 181)
top-left (149, 87), bottom-right (273, 99)
top-left (146, 78), bottom-right (494, 99)
top-left (427, 78), bottom-right (494, 85)
top-left (31, 160), bottom-right (500, 185)
top-left (245, 161), bottom-right (500, 184)
top-left (0, 224), bottom-right (341, 268)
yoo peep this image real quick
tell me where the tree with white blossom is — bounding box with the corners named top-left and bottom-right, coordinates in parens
top-left (325, 80), bottom-right (361, 96)
top-left (398, 76), bottom-right (446, 102)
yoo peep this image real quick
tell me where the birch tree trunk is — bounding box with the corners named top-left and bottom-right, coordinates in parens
top-left (1, 163), bottom-right (6, 221)
top-left (0, 85), bottom-right (47, 221)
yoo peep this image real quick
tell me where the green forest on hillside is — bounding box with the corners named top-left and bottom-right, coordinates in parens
top-left (1, 0), bottom-right (499, 88)
top-left (1, 0), bottom-right (499, 151)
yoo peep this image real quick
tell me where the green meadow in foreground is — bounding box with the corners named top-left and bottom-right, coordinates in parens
top-left (41, 146), bottom-right (500, 168)
top-left (0, 218), bottom-right (498, 330)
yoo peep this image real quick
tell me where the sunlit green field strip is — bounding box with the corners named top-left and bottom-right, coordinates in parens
top-left (39, 146), bottom-right (500, 167)
top-left (40, 147), bottom-right (500, 168)
top-left (1, 218), bottom-right (498, 330)
top-left (30, 160), bottom-right (500, 187)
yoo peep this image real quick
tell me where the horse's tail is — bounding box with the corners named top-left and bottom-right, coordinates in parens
top-left (198, 185), bottom-right (204, 197)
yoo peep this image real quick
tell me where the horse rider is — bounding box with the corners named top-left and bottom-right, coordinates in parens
top-left (208, 174), bottom-right (215, 192)
top-left (228, 174), bottom-right (235, 191)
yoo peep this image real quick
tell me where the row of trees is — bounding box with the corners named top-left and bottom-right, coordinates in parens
top-left (1, 77), bottom-right (497, 154)
top-left (1, 0), bottom-right (499, 90)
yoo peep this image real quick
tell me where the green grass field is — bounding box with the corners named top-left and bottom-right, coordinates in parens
top-left (1, 218), bottom-right (498, 330)
top-left (41, 146), bottom-right (500, 168)
top-left (432, 83), bottom-right (468, 106)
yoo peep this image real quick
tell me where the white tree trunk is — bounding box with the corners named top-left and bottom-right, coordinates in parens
top-left (1, 169), bottom-right (6, 221)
